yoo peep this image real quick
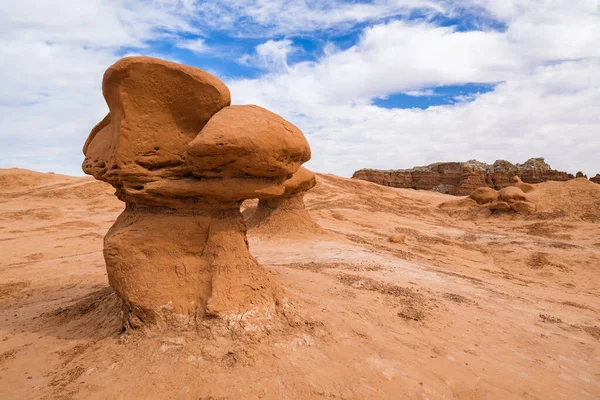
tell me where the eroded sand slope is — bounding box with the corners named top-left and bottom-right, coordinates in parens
top-left (1, 168), bottom-right (599, 399)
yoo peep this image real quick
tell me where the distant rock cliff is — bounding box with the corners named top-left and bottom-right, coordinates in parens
top-left (590, 174), bottom-right (600, 184)
top-left (352, 158), bottom-right (575, 195)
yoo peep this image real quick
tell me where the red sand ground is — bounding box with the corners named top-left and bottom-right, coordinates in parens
top-left (1, 168), bottom-right (599, 399)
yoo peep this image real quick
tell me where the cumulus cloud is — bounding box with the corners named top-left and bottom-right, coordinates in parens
top-left (227, 3), bottom-right (600, 176)
top-left (1, 0), bottom-right (599, 177)
top-left (0, 0), bottom-right (198, 174)
top-left (176, 38), bottom-right (209, 53)
top-left (238, 39), bottom-right (295, 72)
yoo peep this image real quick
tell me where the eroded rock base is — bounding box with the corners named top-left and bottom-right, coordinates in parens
top-left (104, 203), bottom-right (278, 331)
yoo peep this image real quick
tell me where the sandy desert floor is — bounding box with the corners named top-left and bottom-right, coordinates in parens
top-left (1, 168), bottom-right (599, 399)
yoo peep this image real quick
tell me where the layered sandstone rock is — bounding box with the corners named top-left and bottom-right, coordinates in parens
top-left (82, 57), bottom-right (311, 331)
top-left (246, 167), bottom-right (325, 236)
top-left (590, 174), bottom-right (600, 184)
top-left (352, 158), bottom-right (574, 195)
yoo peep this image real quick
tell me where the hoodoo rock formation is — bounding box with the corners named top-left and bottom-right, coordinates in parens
top-left (82, 57), bottom-right (311, 330)
top-left (469, 181), bottom-right (537, 214)
top-left (245, 166), bottom-right (325, 236)
top-left (352, 158), bottom-right (574, 195)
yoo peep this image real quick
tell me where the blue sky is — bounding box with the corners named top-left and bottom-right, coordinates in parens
top-left (1, 0), bottom-right (599, 177)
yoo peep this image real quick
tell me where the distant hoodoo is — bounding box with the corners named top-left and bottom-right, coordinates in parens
top-left (469, 179), bottom-right (537, 214)
top-left (82, 56), bottom-right (312, 331)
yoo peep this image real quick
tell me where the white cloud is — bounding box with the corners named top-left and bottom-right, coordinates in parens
top-left (402, 89), bottom-right (435, 97)
top-left (238, 39), bottom-right (295, 72)
top-left (189, 0), bottom-right (445, 36)
top-left (227, 4), bottom-right (600, 176)
top-left (176, 38), bottom-right (208, 53)
top-left (0, 0), bottom-right (199, 175)
top-left (275, 58), bottom-right (600, 178)
top-left (229, 20), bottom-right (526, 111)
top-left (1, 0), bottom-right (599, 179)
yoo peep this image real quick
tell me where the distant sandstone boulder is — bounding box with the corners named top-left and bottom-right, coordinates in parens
top-left (469, 180), bottom-right (537, 214)
top-left (352, 158), bottom-right (574, 195)
top-left (590, 174), bottom-right (600, 184)
top-left (498, 186), bottom-right (528, 203)
top-left (469, 187), bottom-right (498, 205)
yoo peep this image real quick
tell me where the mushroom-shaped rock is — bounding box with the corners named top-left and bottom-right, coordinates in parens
top-left (469, 187), bottom-right (498, 205)
top-left (512, 176), bottom-right (535, 193)
top-left (510, 201), bottom-right (537, 213)
top-left (498, 186), bottom-right (529, 203)
top-left (81, 57), bottom-right (308, 331)
top-left (187, 105), bottom-right (310, 180)
top-left (246, 167), bottom-right (326, 236)
top-left (489, 200), bottom-right (511, 211)
top-left (83, 56), bottom-right (231, 195)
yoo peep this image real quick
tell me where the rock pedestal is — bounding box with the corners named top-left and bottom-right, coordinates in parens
top-left (246, 167), bottom-right (325, 236)
top-left (82, 57), bottom-right (311, 330)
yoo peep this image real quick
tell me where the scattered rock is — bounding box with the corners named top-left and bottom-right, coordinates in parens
top-left (389, 234), bottom-right (406, 244)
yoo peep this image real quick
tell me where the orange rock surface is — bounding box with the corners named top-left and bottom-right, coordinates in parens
top-left (81, 57), bottom-right (310, 330)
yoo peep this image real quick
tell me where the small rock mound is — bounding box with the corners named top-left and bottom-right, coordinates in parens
top-left (498, 186), bottom-right (529, 203)
top-left (467, 183), bottom-right (537, 214)
top-left (469, 187), bottom-right (498, 205)
top-left (389, 234), bottom-right (406, 244)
